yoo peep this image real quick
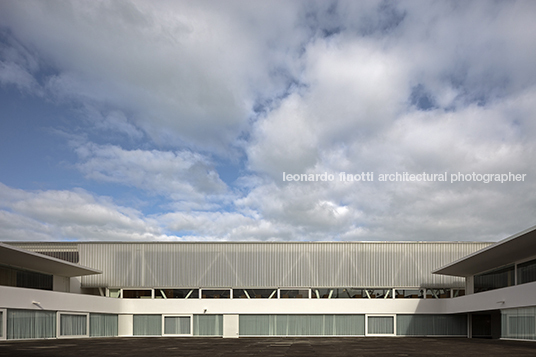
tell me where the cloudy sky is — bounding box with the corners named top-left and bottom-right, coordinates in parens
top-left (1, 0), bottom-right (535, 242)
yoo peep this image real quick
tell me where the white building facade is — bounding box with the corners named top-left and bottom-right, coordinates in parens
top-left (1, 226), bottom-right (536, 341)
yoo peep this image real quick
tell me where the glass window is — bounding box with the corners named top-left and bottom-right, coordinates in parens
top-left (367, 316), bottom-right (394, 335)
top-left (193, 315), bottom-right (223, 336)
top-left (233, 289), bottom-right (277, 299)
top-left (279, 289), bottom-right (309, 298)
top-left (0, 265), bottom-right (53, 291)
top-left (365, 289), bottom-right (391, 299)
top-left (502, 307), bottom-right (536, 340)
top-left (123, 289), bottom-right (152, 298)
top-left (90, 314), bottom-right (118, 337)
top-left (164, 316), bottom-right (191, 335)
top-left (201, 289), bottom-right (230, 299)
top-left (395, 289), bottom-right (423, 298)
top-left (238, 315), bottom-right (365, 336)
top-left (133, 315), bottom-right (162, 336)
top-left (311, 288), bottom-right (364, 299)
top-left (7, 310), bottom-right (56, 339)
top-left (452, 289), bottom-right (465, 297)
top-left (425, 289), bottom-right (451, 299)
top-left (108, 289), bottom-right (121, 298)
top-left (474, 265), bottom-right (515, 293)
top-left (156, 289), bottom-right (198, 299)
top-left (60, 314), bottom-right (87, 336)
top-left (517, 258), bottom-right (536, 285)
top-left (397, 314), bottom-right (467, 336)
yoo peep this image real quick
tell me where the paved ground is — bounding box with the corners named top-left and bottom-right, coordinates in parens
top-left (1, 337), bottom-right (536, 357)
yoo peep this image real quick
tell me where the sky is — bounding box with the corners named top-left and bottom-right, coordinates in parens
top-left (0, 0), bottom-right (535, 242)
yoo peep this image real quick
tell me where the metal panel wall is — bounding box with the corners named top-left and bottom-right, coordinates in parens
top-left (71, 242), bottom-right (490, 288)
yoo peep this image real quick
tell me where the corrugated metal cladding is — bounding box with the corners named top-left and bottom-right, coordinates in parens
top-left (67, 242), bottom-right (490, 288)
top-left (5, 242), bottom-right (80, 263)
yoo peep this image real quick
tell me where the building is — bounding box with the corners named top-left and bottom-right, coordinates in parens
top-left (0, 225), bottom-right (535, 341)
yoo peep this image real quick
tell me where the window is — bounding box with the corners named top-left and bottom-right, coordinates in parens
top-left (60, 313), bottom-right (88, 337)
top-left (163, 316), bottom-right (191, 335)
top-left (201, 289), bottom-right (230, 299)
top-left (395, 289), bottom-right (423, 298)
top-left (367, 315), bottom-right (395, 335)
top-left (0, 265), bottom-right (53, 291)
top-left (133, 315), bottom-right (162, 336)
top-left (425, 289), bottom-right (451, 299)
top-left (90, 314), bottom-right (118, 337)
top-left (517, 258), bottom-right (536, 285)
top-left (7, 309), bottom-right (56, 340)
top-left (156, 289), bottom-right (199, 299)
top-left (193, 315), bottom-right (223, 336)
top-left (474, 265), bottom-right (515, 293)
top-left (0, 309), bottom-right (5, 340)
top-left (233, 289), bottom-right (277, 299)
top-left (502, 307), bottom-right (536, 340)
top-left (122, 289), bottom-right (152, 299)
top-left (279, 289), bottom-right (309, 298)
top-left (397, 314), bottom-right (467, 336)
top-left (239, 315), bottom-right (365, 336)
top-left (108, 289), bottom-right (121, 298)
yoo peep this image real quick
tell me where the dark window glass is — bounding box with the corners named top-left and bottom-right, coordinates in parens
top-left (201, 290), bottom-right (230, 299)
top-left (517, 259), bottom-right (536, 285)
top-left (233, 289), bottom-right (277, 298)
top-left (0, 265), bottom-right (52, 291)
top-left (279, 289), bottom-right (308, 298)
top-left (474, 265), bottom-right (515, 293)
top-left (156, 289), bottom-right (199, 299)
top-left (123, 289), bottom-right (152, 298)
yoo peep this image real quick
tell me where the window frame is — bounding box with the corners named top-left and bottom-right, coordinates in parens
top-left (57, 312), bottom-right (89, 339)
top-left (0, 308), bottom-right (6, 340)
top-left (162, 314), bottom-right (193, 336)
top-left (365, 314), bottom-right (396, 336)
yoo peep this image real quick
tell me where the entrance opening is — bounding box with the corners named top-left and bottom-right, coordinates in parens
top-left (472, 310), bottom-right (501, 339)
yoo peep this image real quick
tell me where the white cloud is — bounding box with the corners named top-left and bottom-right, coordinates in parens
top-left (1, 1), bottom-right (536, 242)
top-left (0, 183), bottom-right (172, 241)
top-left (74, 142), bottom-right (229, 206)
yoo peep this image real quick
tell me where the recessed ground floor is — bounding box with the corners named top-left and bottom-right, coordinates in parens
top-left (1, 337), bottom-right (536, 357)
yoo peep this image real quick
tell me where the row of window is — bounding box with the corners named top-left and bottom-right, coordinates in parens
top-left (105, 287), bottom-right (465, 299)
top-left (0, 265), bottom-right (53, 291)
top-left (474, 257), bottom-right (536, 293)
top-left (0, 309), bottom-right (468, 339)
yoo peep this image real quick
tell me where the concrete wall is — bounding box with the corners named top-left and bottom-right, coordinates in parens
top-left (3, 283), bottom-right (533, 339)
top-left (446, 281), bottom-right (536, 313)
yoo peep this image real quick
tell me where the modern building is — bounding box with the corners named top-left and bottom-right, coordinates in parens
top-left (1, 225), bottom-right (535, 341)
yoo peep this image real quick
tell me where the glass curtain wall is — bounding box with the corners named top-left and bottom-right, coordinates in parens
top-left (60, 314), bottom-right (87, 336)
top-left (133, 315), bottom-right (162, 336)
top-left (517, 259), bottom-right (536, 285)
top-left (193, 315), bottom-right (223, 336)
top-left (502, 307), bottom-right (536, 340)
top-left (90, 314), bottom-right (118, 337)
top-left (397, 314), bottom-right (467, 336)
top-left (7, 309), bottom-right (56, 339)
top-left (0, 265), bottom-right (53, 291)
top-left (239, 315), bottom-right (365, 336)
top-left (474, 265), bottom-right (515, 293)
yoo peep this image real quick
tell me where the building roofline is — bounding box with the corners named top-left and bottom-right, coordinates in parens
top-left (433, 224), bottom-right (536, 277)
top-left (0, 243), bottom-right (101, 277)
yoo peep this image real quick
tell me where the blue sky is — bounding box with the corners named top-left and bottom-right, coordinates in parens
top-left (1, 0), bottom-right (535, 242)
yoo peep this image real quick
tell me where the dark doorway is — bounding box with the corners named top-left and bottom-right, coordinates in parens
top-left (472, 310), bottom-right (501, 339)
